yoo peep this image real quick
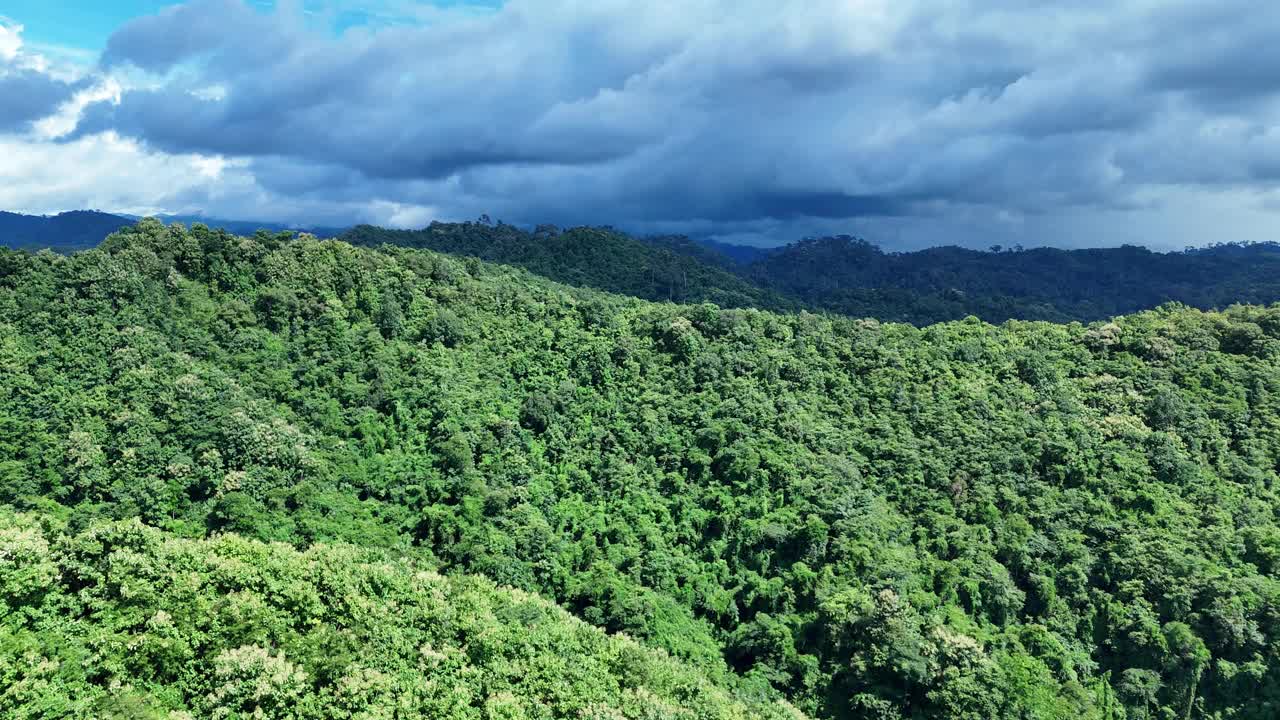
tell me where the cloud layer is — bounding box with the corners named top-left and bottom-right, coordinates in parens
top-left (5, 1), bottom-right (1280, 247)
top-left (0, 21), bottom-right (87, 132)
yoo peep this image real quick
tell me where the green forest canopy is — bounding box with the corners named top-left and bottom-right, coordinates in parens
top-left (1, 511), bottom-right (798, 719)
top-left (342, 220), bottom-right (1280, 325)
top-left (2, 219), bottom-right (1280, 719)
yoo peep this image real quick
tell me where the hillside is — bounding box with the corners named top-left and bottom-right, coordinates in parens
top-left (744, 236), bottom-right (1280, 324)
top-left (2, 220), bottom-right (1280, 718)
top-left (342, 221), bottom-right (798, 311)
top-left (0, 512), bottom-right (797, 719)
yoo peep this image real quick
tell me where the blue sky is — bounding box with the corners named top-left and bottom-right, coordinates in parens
top-left (2, 1), bottom-right (286, 53)
top-left (2, 1), bottom-right (1280, 249)
top-left (4, 1), bottom-right (174, 50)
top-left (6, 1), bottom-right (500, 51)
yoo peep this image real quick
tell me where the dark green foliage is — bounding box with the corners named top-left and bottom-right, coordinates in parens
top-left (3, 219), bottom-right (1280, 719)
top-left (342, 221), bottom-right (798, 311)
top-left (346, 223), bottom-right (1280, 325)
top-left (744, 236), bottom-right (1280, 325)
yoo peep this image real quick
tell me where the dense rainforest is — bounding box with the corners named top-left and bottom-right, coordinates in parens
top-left (2, 220), bottom-right (1280, 719)
top-left (1, 512), bottom-right (796, 719)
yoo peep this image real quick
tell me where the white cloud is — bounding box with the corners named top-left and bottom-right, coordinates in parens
top-left (0, 132), bottom-right (222, 215)
top-left (0, 19), bottom-right (22, 62)
top-left (0, 130), bottom-right (436, 229)
top-left (31, 77), bottom-right (122, 140)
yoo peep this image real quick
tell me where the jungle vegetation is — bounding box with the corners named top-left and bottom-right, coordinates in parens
top-left (2, 219), bottom-right (1279, 718)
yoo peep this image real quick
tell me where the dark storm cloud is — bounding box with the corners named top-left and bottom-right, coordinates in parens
top-left (100, 0), bottom-right (285, 74)
top-left (0, 20), bottom-right (86, 135)
top-left (83, 0), bottom-right (669, 180)
top-left (0, 69), bottom-right (82, 131)
top-left (743, 192), bottom-right (910, 221)
top-left (1140, 3), bottom-right (1280, 105)
top-left (69, 0), bottom-right (1280, 245)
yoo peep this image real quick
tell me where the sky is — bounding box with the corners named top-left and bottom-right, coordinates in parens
top-left (2, 1), bottom-right (1280, 249)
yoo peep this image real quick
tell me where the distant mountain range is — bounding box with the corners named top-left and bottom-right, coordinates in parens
top-left (343, 220), bottom-right (1280, 325)
top-left (0, 210), bottom-right (346, 252)
top-left (6, 210), bottom-right (1280, 325)
top-left (0, 210), bottom-right (137, 252)
top-left (737, 235), bottom-right (1280, 324)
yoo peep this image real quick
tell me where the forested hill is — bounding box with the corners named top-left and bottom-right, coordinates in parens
top-left (744, 236), bottom-right (1280, 325)
top-left (3, 219), bottom-right (1280, 719)
top-left (344, 222), bottom-right (1280, 325)
top-left (342, 221), bottom-right (799, 311)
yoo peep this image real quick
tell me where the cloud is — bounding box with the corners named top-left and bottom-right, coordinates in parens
top-left (0, 131), bottom-right (234, 216)
top-left (13, 0), bottom-right (1280, 248)
top-left (100, 0), bottom-right (285, 74)
top-left (0, 130), bottom-right (431, 228)
top-left (0, 20), bottom-right (22, 61)
top-left (0, 19), bottom-right (88, 133)
top-left (0, 70), bottom-right (85, 132)
top-left (1140, 2), bottom-right (1280, 106)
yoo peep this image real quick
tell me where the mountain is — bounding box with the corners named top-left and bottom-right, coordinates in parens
top-left (742, 236), bottom-right (1280, 324)
top-left (343, 220), bottom-right (798, 311)
top-left (3, 219), bottom-right (1279, 719)
top-left (0, 210), bottom-right (348, 252)
top-left (0, 210), bottom-right (135, 251)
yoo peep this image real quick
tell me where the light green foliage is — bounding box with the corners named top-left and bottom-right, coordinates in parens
top-left (0, 512), bottom-right (798, 719)
top-left (2, 219), bottom-right (1280, 719)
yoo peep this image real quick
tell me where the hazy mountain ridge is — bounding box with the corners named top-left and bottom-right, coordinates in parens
top-left (8, 212), bottom-right (1280, 325)
top-left (0, 210), bottom-right (136, 251)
